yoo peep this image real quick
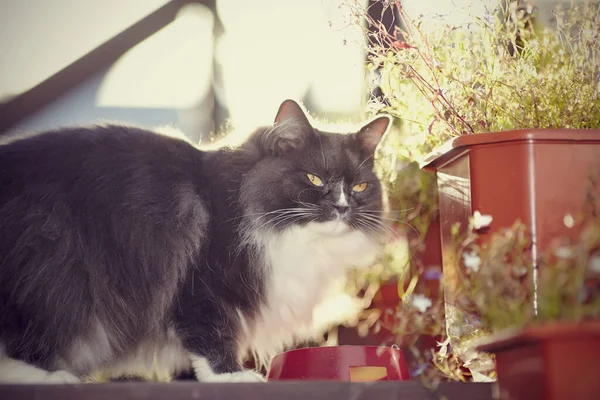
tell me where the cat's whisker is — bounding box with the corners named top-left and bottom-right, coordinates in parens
top-left (270, 213), bottom-right (315, 231)
top-left (391, 220), bottom-right (422, 241)
top-left (258, 213), bottom-right (313, 233)
top-left (226, 208), bottom-right (315, 223)
top-left (240, 213), bottom-right (295, 243)
top-left (353, 219), bottom-right (382, 238)
top-left (360, 213), bottom-right (420, 241)
top-left (352, 215), bottom-right (382, 232)
top-left (362, 222), bottom-right (397, 242)
top-left (360, 214), bottom-right (407, 223)
top-left (244, 210), bottom-right (316, 228)
top-left (251, 211), bottom-right (315, 233)
top-left (358, 207), bottom-right (415, 213)
top-left (357, 213), bottom-right (397, 230)
top-left (354, 213), bottom-right (400, 238)
top-left (357, 211), bottom-right (397, 223)
top-left (255, 208), bottom-right (315, 218)
top-left (356, 218), bottom-right (388, 234)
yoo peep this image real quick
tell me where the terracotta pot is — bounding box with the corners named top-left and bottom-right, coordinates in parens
top-left (420, 129), bottom-right (600, 322)
top-left (476, 321), bottom-right (600, 400)
top-left (267, 345), bottom-right (410, 381)
top-left (422, 128), bottom-right (600, 255)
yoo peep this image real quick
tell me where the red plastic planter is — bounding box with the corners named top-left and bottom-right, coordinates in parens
top-left (267, 345), bottom-right (410, 381)
top-left (476, 321), bottom-right (600, 400)
top-left (421, 129), bottom-right (600, 307)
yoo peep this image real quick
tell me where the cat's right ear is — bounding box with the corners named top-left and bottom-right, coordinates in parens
top-left (356, 115), bottom-right (392, 156)
top-left (261, 100), bottom-right (311, 156)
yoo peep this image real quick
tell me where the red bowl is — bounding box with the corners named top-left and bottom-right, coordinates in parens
top-left (267, 345), bottom-right (410, 381)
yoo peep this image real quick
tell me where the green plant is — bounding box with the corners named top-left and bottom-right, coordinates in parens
top-left (456, 185), bottom-right (600, 325)
top-left (361, 0), bottom-right (600, 139)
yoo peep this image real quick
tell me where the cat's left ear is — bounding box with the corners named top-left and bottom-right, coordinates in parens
top-left (262, 99), bottom-right (312, 156)
top-left (356, 115), bottom-right (392, 155)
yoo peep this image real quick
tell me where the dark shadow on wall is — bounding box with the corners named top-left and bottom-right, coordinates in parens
top-left (3, 67), bottom-right (213, 144)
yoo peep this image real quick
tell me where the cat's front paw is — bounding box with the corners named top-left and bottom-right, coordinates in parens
top-left (44, 370), bottom-right (81, 384)
top-left (201, 370), bottom-right (265, 383)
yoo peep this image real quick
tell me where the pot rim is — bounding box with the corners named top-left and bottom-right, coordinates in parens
top-left (475, 320), bottom-right (600, 354)
top-left (271, 345), bottom-right (400, 358)
top-left (419, 128), bottom-right (600, 171)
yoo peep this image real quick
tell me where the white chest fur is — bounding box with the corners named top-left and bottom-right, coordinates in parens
top-left (242, 220), bottom-right (381, 364)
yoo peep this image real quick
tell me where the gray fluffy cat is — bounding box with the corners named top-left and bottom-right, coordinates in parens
top-left (0, 100), bottom-right (391, 383)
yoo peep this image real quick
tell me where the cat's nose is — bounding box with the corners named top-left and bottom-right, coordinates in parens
top-left (333, 204), bottom-right (350, 215)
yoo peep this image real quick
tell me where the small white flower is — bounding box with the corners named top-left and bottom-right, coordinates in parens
top-left (471, 370), bottom-right (496, 383)
top-left (563, 213), bottom-right (575, 228)
top-left (554, 246), bottom-right (573, 259)
top-left (472, 211), bottom-right (493, 230)
top-left (463, 251), bottom-right (481, 272)
top-left (411, 294), bottom-right (432, 313)
top-left (513, 265), bottom-right (528, 277)
top-left (526, 4), bottom-right (534, 14)
top-left (436, 336), bottom-right (451, 357)
top-left (588, 255), bottom-right (600, 273)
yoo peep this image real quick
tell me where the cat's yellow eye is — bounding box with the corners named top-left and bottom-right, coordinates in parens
top-left (352, 182), bottom-right (368, 193)
top-left (307, 173), bottom-right (324, 187)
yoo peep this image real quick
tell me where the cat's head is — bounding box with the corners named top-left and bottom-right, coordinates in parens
top-left (240, 99), bottom-right (391, 238)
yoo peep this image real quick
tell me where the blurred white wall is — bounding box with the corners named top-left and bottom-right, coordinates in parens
top-left (0, 0), bottom-right (168, 101)
top-left (215, 0), bottom-right (368, 132)
top-left (2, 0), bottom-right (371, 141)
